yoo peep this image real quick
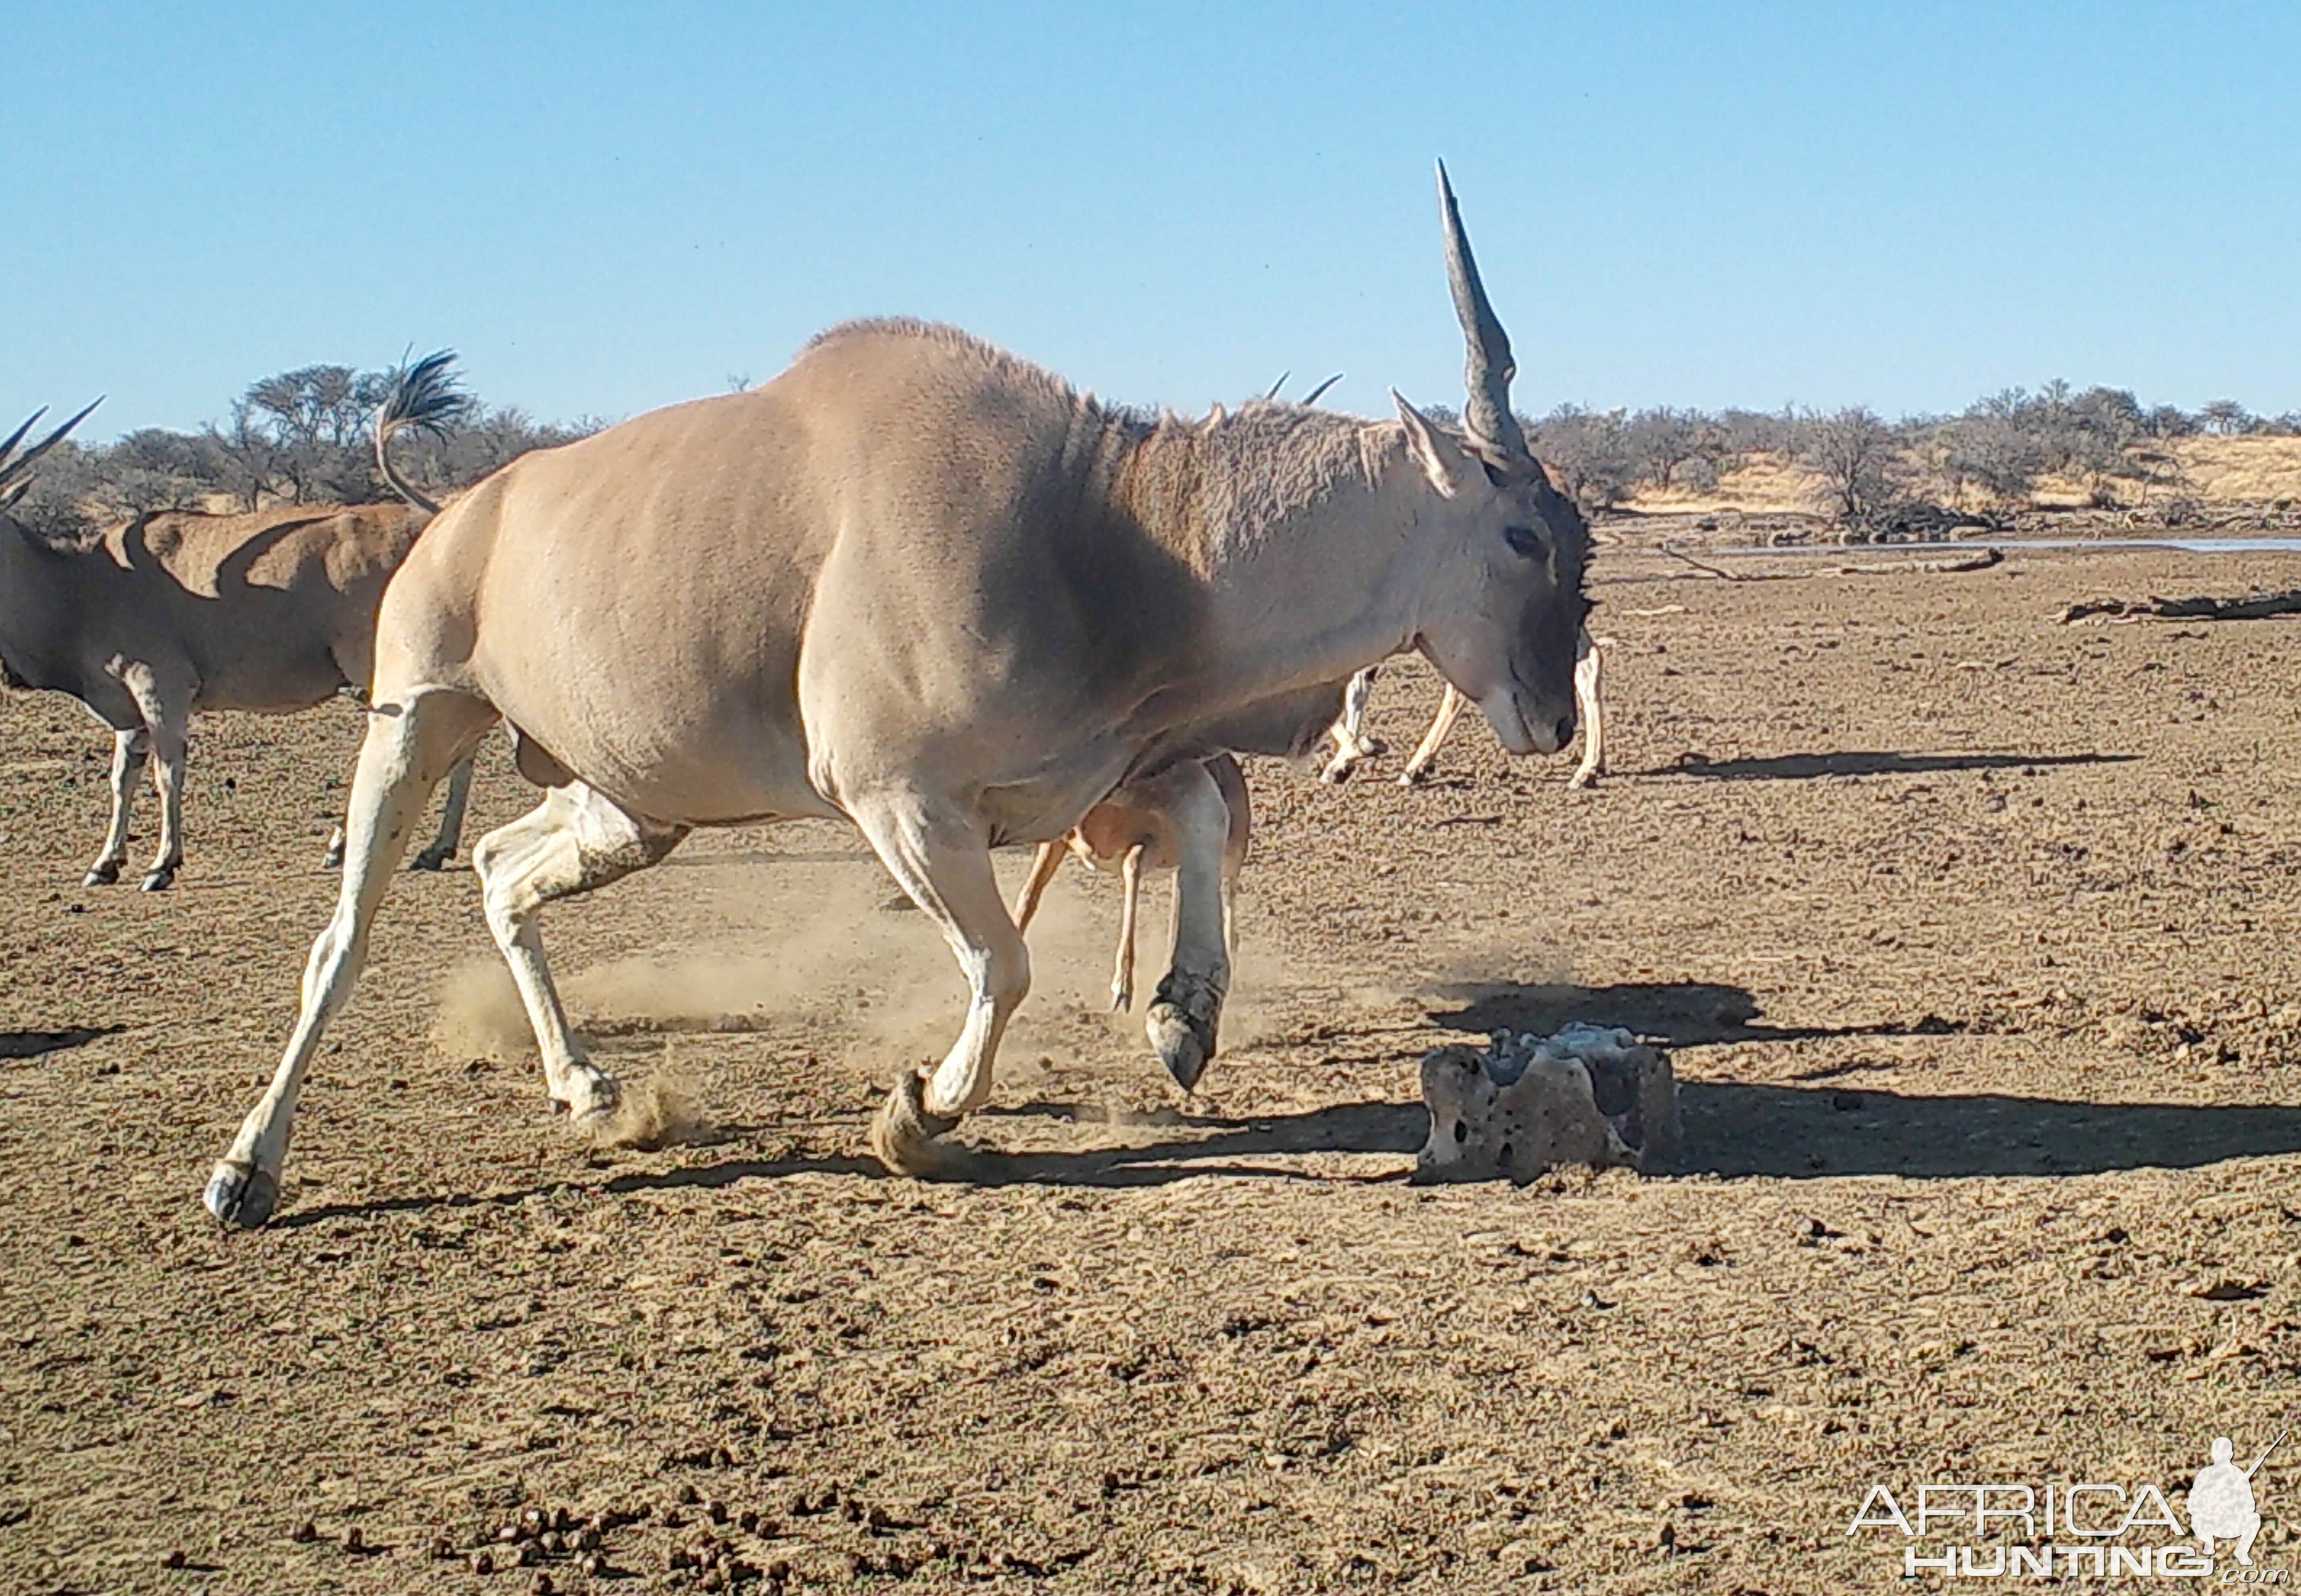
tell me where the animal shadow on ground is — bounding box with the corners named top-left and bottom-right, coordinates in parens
top-left (282, 980), bottom-right (2301, 1222)
top-left (0, 1025), bottom-right (121, 1061)
top-left (1643, 749), bottom-right (2138, 781)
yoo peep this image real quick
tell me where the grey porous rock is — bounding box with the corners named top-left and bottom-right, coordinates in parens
top-left (1416, 1023), bottom-right (1680, 1183)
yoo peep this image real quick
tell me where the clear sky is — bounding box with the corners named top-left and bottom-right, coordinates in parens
top-left (10, 2), bottom-right (2298, 438)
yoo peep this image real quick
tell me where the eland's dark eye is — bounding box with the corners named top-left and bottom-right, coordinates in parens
top-left (1503, 525), bottom-right (1543, 558)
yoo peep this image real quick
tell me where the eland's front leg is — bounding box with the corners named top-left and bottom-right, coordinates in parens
top-left (1567, 629), bottom-right (1606, 789)
top-left (83, 726), bottom-right (149, 886)
top-left (1142, 762), bottom-right (1231, 1090)
top-left (204, 687), bottom-right (495, 1228)
top-left (856, 797), bottom-right (1030, 1177)
top-left (1399, 685), bottom-right (1469, 786)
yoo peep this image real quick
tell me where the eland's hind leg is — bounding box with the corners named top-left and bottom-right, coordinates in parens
top-left (854, 795), bottom-right (1030, 1177)
top-left (84, 726), bottom-right (149, 886)
top-left (473, 782), bottom-right (689, 1123)
top-left (204, 686), bottom-right (497, 1228)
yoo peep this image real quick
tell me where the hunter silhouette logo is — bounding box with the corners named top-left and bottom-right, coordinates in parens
top-left (2189, 1431), bottom-right (2282, 1565)
top-left (1848, 1427), bottom-right (2291, 1577)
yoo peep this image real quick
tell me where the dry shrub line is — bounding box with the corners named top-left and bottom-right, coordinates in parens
top-left (2057, 588), bottom-right (2301, 624)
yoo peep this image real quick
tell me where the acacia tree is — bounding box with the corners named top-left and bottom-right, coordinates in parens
top-left (1795, 406), bottom-right (1903, 534)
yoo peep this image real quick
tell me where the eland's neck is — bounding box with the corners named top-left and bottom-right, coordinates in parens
top-left (1111, 410), bottom-right (1437, 714)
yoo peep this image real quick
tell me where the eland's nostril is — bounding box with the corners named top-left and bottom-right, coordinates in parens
top-left (1554, 715), bottom-right (1576, 749)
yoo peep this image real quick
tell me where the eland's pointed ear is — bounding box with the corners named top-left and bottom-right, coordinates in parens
top-left (1393, 390), bottom-right (1465, 498)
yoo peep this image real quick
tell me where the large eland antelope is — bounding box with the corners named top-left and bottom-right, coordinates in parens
top-left (202, 164), bottom-right (1591, 1228)
top-left (0, 366), bottom-right (475, 891)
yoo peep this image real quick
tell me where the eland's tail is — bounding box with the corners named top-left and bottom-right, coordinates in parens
top-left (373, 348), bottom-right (473, 516)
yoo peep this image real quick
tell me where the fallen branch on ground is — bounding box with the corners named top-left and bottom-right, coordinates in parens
top-left (1828, 548), bottom-right (2004, 577)
top-left (2058, 588), bottom-right (2301, 624)
top-left (1657, 543), bottom-right (2005, 583)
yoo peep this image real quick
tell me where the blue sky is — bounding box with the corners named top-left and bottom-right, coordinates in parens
top-left (9, 3), bottom-right (2297, 437)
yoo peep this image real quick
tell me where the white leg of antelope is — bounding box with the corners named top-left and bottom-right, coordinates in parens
top-left (857, 796), bottom-right (1031, 1177)
top-left (83, 726), bottom-right (149, 886)
top-left (410, 753), bottom-right (476, 870)
top-left (203, 688), bottom-right (494, 1228)
top-left (1567, 630), bottom-right (1606, 789)
top-left (1112, 843), bottom-right (1144, 1012)
top-left (1320, 665), bottom-right (1385, 783)
top-left (1399, 685), bottom-right (1469, 786)
top-left (138, 699), bottom-right (191, 892)
top-left (1143, 763), bottom-right (1230, 1091)
top-left (1011, 839), bottom-right (1066, 933)
top-left (474, 781), bottom-right (688, 1123)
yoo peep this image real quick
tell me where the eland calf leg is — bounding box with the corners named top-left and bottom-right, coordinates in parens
top-left (1010, 839), bottom-right (1066, 934)
top-left (203, 686), bottom-right (496, 1228)
top-left (1113, 843), bottom-right (1145, 1012)
top-left (473, 782), bottom-right (689, 1123)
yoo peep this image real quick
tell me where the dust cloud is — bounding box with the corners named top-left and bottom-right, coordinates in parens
top-left (425, 841), bottom-right (1309, 1091)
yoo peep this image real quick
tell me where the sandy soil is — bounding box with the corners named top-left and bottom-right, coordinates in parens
top-left (8, 540), bottom-right (2301, 1593)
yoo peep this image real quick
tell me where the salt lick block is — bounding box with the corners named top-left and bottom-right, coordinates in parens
top-left (1416, 1023), bottom-right (1680, 1183)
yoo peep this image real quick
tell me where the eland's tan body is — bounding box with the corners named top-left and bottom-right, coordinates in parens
top-left (203, 166), bottom-right (1592, 1228)
top-left (0, 416), bottom-right (475, 889)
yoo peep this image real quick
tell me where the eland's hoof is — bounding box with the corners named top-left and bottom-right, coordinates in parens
top-left (1396, 767), bottom-right (1432, 788)
top-left (139, 867), bottom-right (176, 892)
top-left (553, 1066), bottom-right (623, 1127)
top-left (1320, 759), bottom-right (1356, 785)
top-left (203, 1161), bottom-right (279, 1230)
top-left (83, 861), bottom-right (121, 886)
top-left (1147, 979), bottom-right (1222, 1093)
top-left (868, 1071), bottom-right (967, 1178)
top-left (321, 842), bottom-right (345, 870)
top-left (408, 847), bottom-right (453, 872)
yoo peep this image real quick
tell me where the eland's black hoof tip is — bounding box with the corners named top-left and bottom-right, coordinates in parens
top-left (203, 1163), bottom-right (278, 1230)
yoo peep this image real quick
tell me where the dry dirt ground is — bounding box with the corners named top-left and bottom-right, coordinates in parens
top-left (10, 540), bottom-right (2301, 1594)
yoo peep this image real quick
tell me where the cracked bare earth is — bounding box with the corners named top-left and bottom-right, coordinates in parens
top-left (8, 537), bottom-right (2301, 1593)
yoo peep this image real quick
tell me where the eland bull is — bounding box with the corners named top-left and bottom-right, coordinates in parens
top-left (0, 362), bottom-right (477, 890)
top-left (202, 163), bottom-right (1592, 1228)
